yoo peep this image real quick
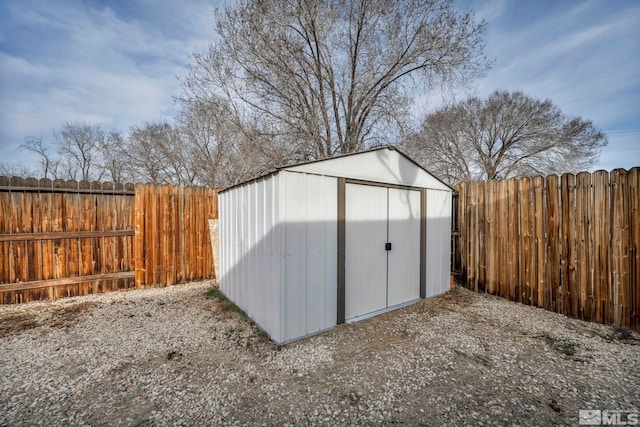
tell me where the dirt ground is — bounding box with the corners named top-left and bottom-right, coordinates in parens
top-left (1, 281), bottom-right (638, 426)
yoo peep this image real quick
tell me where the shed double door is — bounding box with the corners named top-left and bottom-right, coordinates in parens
top-left (345, 183), bottom-right (421, 320)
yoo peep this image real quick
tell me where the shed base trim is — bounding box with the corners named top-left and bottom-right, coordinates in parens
top-left (345, 298), bottom-right (421, 324)
top-left (275, 326), bottom-right (337, 346)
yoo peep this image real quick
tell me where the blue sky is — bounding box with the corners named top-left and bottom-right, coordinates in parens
top-left (0, 0), bottom-right (638, 174)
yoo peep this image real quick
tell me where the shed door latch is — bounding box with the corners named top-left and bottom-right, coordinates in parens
top-left (385, 242), bottom-right (392, 251)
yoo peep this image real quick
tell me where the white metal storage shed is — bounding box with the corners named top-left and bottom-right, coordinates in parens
top-left (218, 146), bottom-right (453, 344)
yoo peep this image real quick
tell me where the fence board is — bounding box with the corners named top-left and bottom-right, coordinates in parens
top-left (545, 175), bottom-right (561, 312)
top-left (39, 180), bottom-right (54, 301)
top-left (24, 179), bottom-right (39, 282)
top-left (458, 182), bottom-right (467, 283)
top-left (91, 184), bottom-right (103, 289)
top-left (184, 187), bottom-right (193, 281)
top-left (192, 187), bottom-right (202, 280)
top-left (533, 176), bottom-right (545, 308)
top-left (486, 180), bottom-right (497, 294)
top-left (65, 181), bottom-right (80, 281)
top-left (52, 181), bottom-right (65, 286)
top-left (198, 188), bottom-right (206, 279)
top-left (629, 168), bottom-right (640, 331)
top-left (0, 177), bottom-right (9, 285)
top-left (497, 180), bottom-right (508, 298)
top-left (79, 181), bottom-right (93, 279)
top-left (585, 173), bottom-right (596, 321)
top-left (171, 185), bottom-right (178, 285)
top-left (11, 188), bottom-right (26, 283)
top-left (144, 183), bottom-right (154, 286)
top-left (134, 184), bottom-right (145, 287)
top-left (467, 182), bottom-right (477, 291)
top-left (177, 186), bottom-right (185, 282)
top-left (518, 178), bottom-right (532, 305)
top-left (592, 170), bottom-right (609, 324)
top-left (104, 184), bottom-right (114, 283)
top-left (610, 170), bottom-right (621, 326)
top-left (477, 181), bottom-right (486, 293)
top-left (456, 167), bottom-right (640, 332)
top-left (611, 169), bottom-right (631, 328)
top-left (575, 172), bottom-right (591, 320)
top-left (506, 179), bottom-right (519, 301)
top-left (154, 185), bottom-right (163, 285)
top-left (561, 174), bottom-right (576, 317)
top-left (124, 190), bottom-right (135, 272)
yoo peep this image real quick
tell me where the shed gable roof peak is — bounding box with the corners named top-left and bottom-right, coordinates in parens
top-left (282, 146), bottom-right (453, 191)
top-left (219, 145), bottom-right (453, 193)
top-left (278, 145), bottom-right (399, 171)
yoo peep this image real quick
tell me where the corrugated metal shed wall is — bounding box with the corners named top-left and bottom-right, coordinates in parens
top-left (219, 174), bottom-right (283, 342)
top-left (281, 171), bottom-right (337, 342)
top-left (425, 189), bottom-right (452, 297)
top-left (220, 171), bottom-right (338, 344)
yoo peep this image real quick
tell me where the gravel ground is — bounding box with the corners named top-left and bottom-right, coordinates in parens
top-left (1, 280), bottom-right (639, 426)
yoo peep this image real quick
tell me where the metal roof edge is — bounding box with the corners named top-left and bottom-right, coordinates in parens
top-left (277, 145), bottom-right (394, 171)
top-left (217, 169), bottom-right (279, 193)
top-left (218, 145), bottom-right (454, 193)
top-left (385, 145), bottom-right (456, 192)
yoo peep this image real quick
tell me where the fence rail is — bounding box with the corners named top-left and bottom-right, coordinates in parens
top-left (454, 168), bottom-right (640, 331)
top-left (0, 176), bottom-right (217, 304)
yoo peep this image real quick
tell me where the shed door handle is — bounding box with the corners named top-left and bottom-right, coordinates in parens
top-left (385, 242), bottom-right (392, 251)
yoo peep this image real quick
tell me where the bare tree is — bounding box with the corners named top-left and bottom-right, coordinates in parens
top-left (98, 131), bottom-right (135, 184)
top-left (177, 97), bottom-right (285, 188)
top-left (0, 161), bottom-right (36, 178)
top-left (403, 90), bottom-right (608, 183)
top-left (181, 0), bottom-right (488, 161)
top-left (19, 136), bottom-right (60, 179)
top-left (54, 122), bottom-right (106, 181)
top-left (123, 122), bottom-right (199, 185)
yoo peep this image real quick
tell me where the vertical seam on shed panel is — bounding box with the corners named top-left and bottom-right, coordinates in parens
top-left (386, 188), bottom-right (390, 307)
top-left (319, 175), bottom-right (327, 329)
top-left (421, 189), bottom-right (427, 298)
top-left (304, 172), bottom-right (308, 335)
top-left (337, 177), bottom-right (346, 324)
top-left (251, 183), bottom-right (255, 313)
top-left (279, 172), bottom-right (287, 342)
top-left (269, 176), bottom-right (276, 341)
top-left (241, 185), bottom-right (246, 311)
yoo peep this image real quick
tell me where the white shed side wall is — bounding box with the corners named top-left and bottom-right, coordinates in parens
top-left (281, 171), bottom-right (338, 343)
top-left (219, 174), bottom-right (283, 343)
top-left (425, 189), bottom-right (452, 297)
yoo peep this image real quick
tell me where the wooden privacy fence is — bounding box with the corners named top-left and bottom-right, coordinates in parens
top-left (134, 183), bottom-right (218, 291)
top-left (0, 177), bottom-right (217, 304)
top-left (454, 168), bottom-right (640, 331)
